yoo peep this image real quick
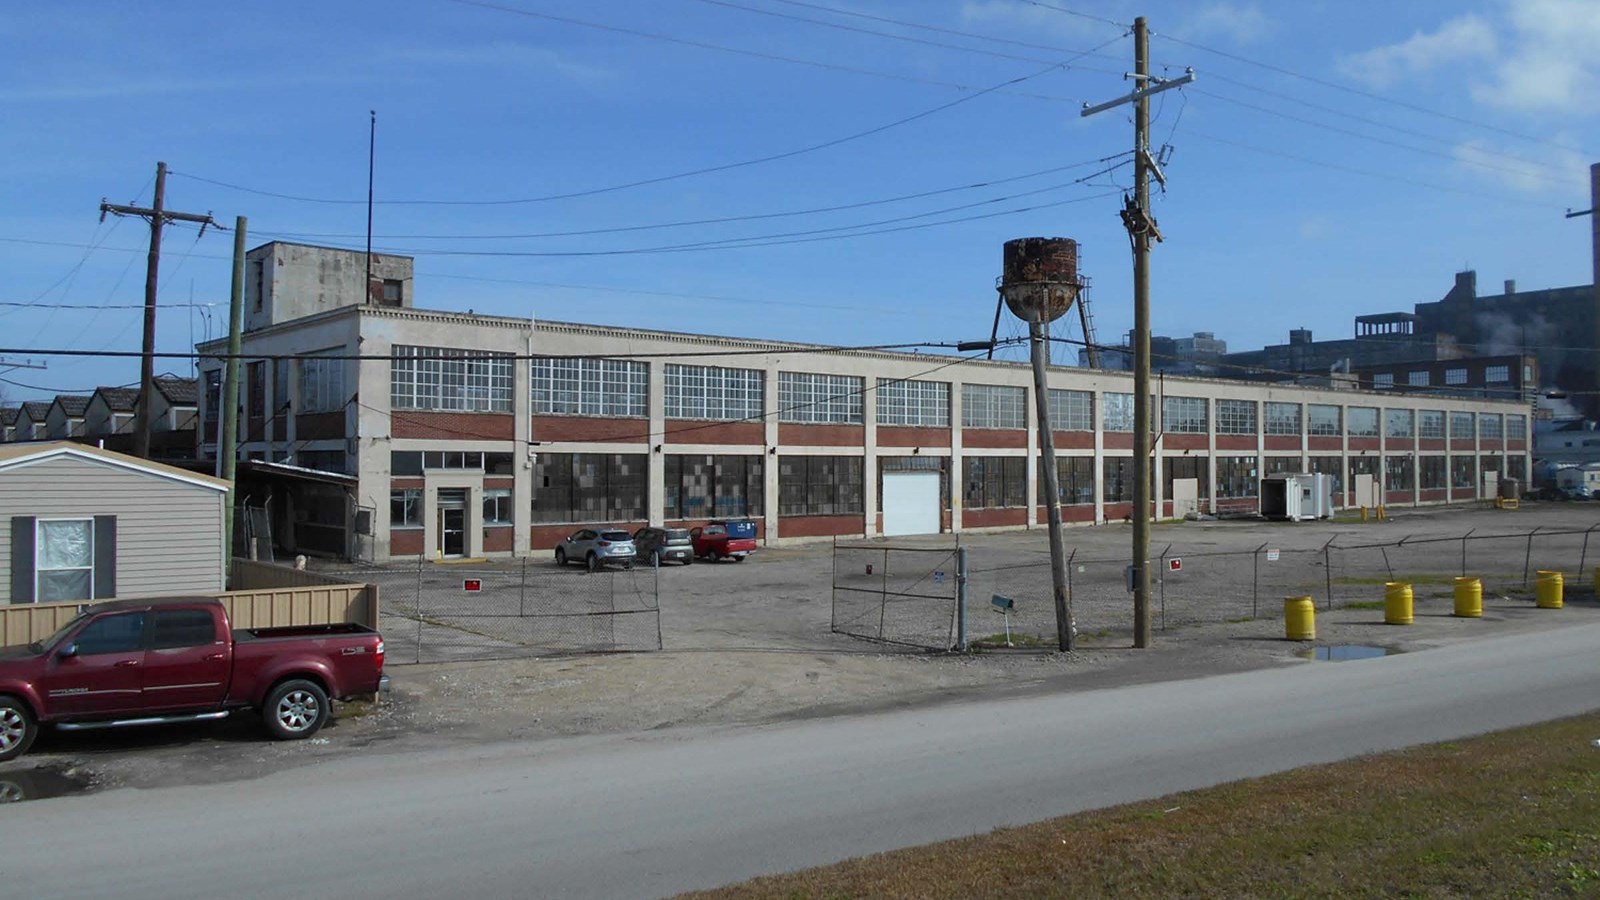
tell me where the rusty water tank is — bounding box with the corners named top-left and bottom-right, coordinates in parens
top-left (999, 237), bottom-right (1080, 323)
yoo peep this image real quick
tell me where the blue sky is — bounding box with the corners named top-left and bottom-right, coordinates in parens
top-left (3, 0), bottom-right (1597, 401)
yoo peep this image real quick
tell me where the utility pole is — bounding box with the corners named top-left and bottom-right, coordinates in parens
top-left (1082, 18), bottom-right (1194, 649)
top-left (221, 216), bottom-right (247, 581)
top-left (100, 161), bottom-right (216, 459)
top-left (1565, 162), bottom-right (1598, 410)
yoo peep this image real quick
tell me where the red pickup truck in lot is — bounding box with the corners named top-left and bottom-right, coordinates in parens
top-left (0, 597), bottom-right (386, 762)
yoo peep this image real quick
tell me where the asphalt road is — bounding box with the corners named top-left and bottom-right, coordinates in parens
top-left (7, 623), bottom-right (1600, 899)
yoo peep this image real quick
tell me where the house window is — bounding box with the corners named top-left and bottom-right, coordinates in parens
top-left (1307, 404), bottom-right (1341, 436)
top-left (1215, 399), bottom-right (1257, 435)
top-left (1408, 371), bottom-right (1430, 386)
top-left (1347, 407), bottom-right (1379, 437)
top-left (1450, 412), bottom-right (1475, 439)
top-left (1101, 392), bottom-right (1135, 432)
top-left (531, 358), bottom-right (649, 418)
top-left (778, 372), bottom-right (863, 424)
top-left (962, 457), bottom-right (1026, 509)
top-left (391, 489), bottom-right (422, 528)
top-left (1445, 368), bottom-right (1468, 385)
top-left (777, 456), bottom-right (864, 516)
top-left (1372, 373), bottom-right (1395, 390)
top-left (298, 350), bottom-right (347, 414)
top-left (1047, 389), bottom-right (1094, 431)
top-left (36, 519), bottom-right (94, 602)
top-left (1162, 396), bottom-right (1209, 433)
top-left (665, 364), bottom-right (764, 421)
top-left (1419, 411), bottom-right (1446, 439)
top-left (1264, 402), bottom-right (1301, 436)
top-left (482, 488), bottom-right (513, 526)
top-left (391, 345), bottom-right (515, 413)
top-left (876, 378), bottom-right (949, 427)
top-left (962, 384), bottom-right (1027, 430)
top-left (1485, 365), bottom-right (1510, 383)
top-left (1384, 409), bottom-right (1414, 438)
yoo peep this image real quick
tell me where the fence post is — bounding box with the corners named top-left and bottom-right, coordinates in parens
top-left (1579, 524), bottom-right (1596, 584)
top-left (519, 556), bottom-right (527, 618)
top-left (1065, 547), bottom-right (1077, 618)
top-left (1522, 526), bottom-right (1541, 588)
top-left (877, 548), bottom-right (889, 641)
top-left (1461, 528), bottom-right (1474, 576)
top-left (1252, 542), bottom-right (1266, 619)
top-left (1380, 546), bottom-right (1394, 582)
top-left (1323, 536), bottom-right (1337, 611)
top-left (1158, 543), bottom-right (1171, 632)
top-left (955, 546), bottom-right (968, 652)
top-left (830, 537), bottom-right (838, 634)
top-left (414, 553), bottom-right (424, 664)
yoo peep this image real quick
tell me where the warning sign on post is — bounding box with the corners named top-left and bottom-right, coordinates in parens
top-left (1267, 549), bottom-right (1280, 562)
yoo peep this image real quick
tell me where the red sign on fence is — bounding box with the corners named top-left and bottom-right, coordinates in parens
top-left (1169, 558), bottom-right (1183, 572)
top-left (463, 579), bottom-right (482, 592)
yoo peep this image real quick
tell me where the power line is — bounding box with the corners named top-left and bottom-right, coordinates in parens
top-left (766, 0), bottom-right (1127, 60)
top-left (0, 300), bottom-right (219, 310)
top-left (1018, 1), bottom-right (1129, 31)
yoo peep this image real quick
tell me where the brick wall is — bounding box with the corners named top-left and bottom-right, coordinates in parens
top-left (392, 410), bottom-right (514, 440)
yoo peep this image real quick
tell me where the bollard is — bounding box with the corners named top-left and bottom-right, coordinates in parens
top-left (1535, 570), bottom-right (1564, 609)
top-left (1360, 507), bottom-right (1369, 522)
top-left (1453, 576), bottom-right (1482, 618)
top-left (1384, 582), bottom-right (1413, 625)
top-left (1284, 596), bottom-right (1316, 641)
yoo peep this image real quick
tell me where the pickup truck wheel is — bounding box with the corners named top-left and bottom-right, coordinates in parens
top-left (706, 550), bottom-right (720, 563)
top-left (0, 697), bottom-right (38, 763)
top-left (263, 679), bottom-right (329, 741)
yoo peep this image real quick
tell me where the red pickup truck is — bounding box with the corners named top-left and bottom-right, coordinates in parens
top-left (690, 519), bottom-right (759, 562)
top-left (0, 597), bottom-right (386, 762)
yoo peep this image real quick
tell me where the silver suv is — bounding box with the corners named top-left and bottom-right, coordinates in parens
top-left (555, 528), bottom-right (637, 571)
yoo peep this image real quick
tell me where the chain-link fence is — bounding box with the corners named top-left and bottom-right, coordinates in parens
top-left (322, 557), bottom-right (662, 663)
top-left (831, 541), bottom-right (960, 650)
top-left (965, 524), bottom-right (1600, 648)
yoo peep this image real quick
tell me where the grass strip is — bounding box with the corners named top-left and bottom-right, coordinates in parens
top-left (682, 712), bottom-right (1600, 899)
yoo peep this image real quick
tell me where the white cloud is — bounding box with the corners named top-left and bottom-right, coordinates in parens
top-left (1336, 15), bottom-right (1496, 88)
top-left (1450, 135), bottom-right (1589, 194)
top-left (1177, 3), bottom-right (1272, 45)
top-left (1469, 0), bottom-right (1600, 114)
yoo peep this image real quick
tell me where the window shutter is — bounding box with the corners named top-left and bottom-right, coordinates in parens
top-left (10, 516), bottom-right (36, 604)
top-left (93, 515), bottom-right (117, 599)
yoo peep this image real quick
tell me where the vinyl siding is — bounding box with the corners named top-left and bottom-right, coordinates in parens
top-left (0, 456), bottom-right (224, 604)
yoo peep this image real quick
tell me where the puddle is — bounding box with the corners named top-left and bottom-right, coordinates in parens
top-left (1299, 644), bottom-right (1394, 662)
top-left (0, 765), bottom-right (96, 804)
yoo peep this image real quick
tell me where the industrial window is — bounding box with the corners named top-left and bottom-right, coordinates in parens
top-left (1506, 455), bottom-right (1526, 481)
top-left (1485, 365), bottom-right (1510, 383)
top-left (1215, 399), bottom-right (1257, 435)
top-left (1264, 456), bottom-right (1301, 475)
top-left (778, 372), bottom-right (863, 424)
top-left (963, 457), bottom-right (1026, 509)
top-left (876, 378), bottom-right (949, 427)
top-left (1047, 389), bottom-right (1094, 431)
top-left (531, 453), bottom-right (648, 523)
top-left (777, 456), bottom-right (864, 516)
top-left (247, 361), bottom-right (266, 423)
top-left (1264, 402), bottom-right (1301, 436)
top-left (298, 349), bottom-right (346, 414)
top-left (1408, 371), bottom-right (1430, 386)
top-left (531, 358), bottom-right (649, 418)
top-left (1215, 456), bottom-right (1258, 499)
top-left (1307, 404), bottom-right (1341, 436)
top-left (391, 489), bottom-right (422, 528)
top-left (962, 384), bottom-right (1027, 430)
top-left (1103, 457), bottom-right (1135, 502)
top-left (1349, 456), bottom-right (1379, 486)
top-left (380, 279), bottom-right (402, 307)
top-left (482, 488), bottom-right (514, 526)
top-left (1418, 411), bottom-right (1446, 439)
top-left (273, 359), bottom-right (290, 417)
top-left (1162, 396), bottom-right (1208, 434)
top-left (1450, 412), bottom-right (1475, 439)
top-left (1101, 392), bottom-right (1135, 432)
top-left (35, 519), bottom-right (95, 602)
top-left (1506, 414), bottom-right (1526, 441)
top-left (391, 345), bottom-right (514, 413)
top-left (1372, 373), bottom-right (1394, 390)
top-left (665, 455), bottom-right (764, 519)
top-left (1385, 456), bottom-right (1415, 492)
top-left (665, 364), bottom-right (765, 421)
top-left (1041, 456), bottom-right (1096, 505)
top-left (1445, 368), bottom-right (1468, 385)
top-left (1479, 414), bottom-right (1503, 439)
top-left (1165, 456), bottom-right (1210, 501)
top-left (1384, 409), bottom-right (1414, 438)
top-left (202, 368), bottom-right (223, 434)
top-left (1479, 455), bottom-right (1503, 478)
top-left (1420, 456), bottom-right (1447, 490)
top-left (1347, 407), bottom-right (1379, 437)
top-left (1307, 456), bottom-right (1344, 492)
top-left (298, 449), bottom-right (347, 473)
top-left (1451, 456), bottom-right (1476, 489)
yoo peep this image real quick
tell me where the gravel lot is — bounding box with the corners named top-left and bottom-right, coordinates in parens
top-left (7, 502), bottom-right (1599, 798)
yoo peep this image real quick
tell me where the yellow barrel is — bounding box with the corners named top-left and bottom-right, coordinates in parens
top-left (1453, 577), bottom-right (1482, 618)
top-left (1535, 570), bottom-right (1564, 609)
top-left (1384, 582), bottom-right (1414, 625)
top-left (1284, 596), bottom-right (1315, 641)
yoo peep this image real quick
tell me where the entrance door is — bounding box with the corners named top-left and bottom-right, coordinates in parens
top-left (1354, 473), bottom-right (1376, 509)
top-left (1171, 478), bottom-right (1199, 519)
top-left (1480, 469), bottom-right (1498, 501)
top-left (883, 471), bottom-right (940, 536)
top-left (436, 488), bottom-right (468, 558)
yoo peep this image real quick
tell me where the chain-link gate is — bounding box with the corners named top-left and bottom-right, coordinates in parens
top-left (831, 541), bottom-right (960, 650)
top-left (323, 557), bottom-right (662, 663)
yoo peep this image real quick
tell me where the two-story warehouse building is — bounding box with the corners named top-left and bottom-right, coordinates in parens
top-left (198, 243), bottom-right (1532, 563)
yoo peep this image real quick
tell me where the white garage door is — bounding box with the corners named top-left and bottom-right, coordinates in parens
top-left (882, 471), bottom-right (941, 537)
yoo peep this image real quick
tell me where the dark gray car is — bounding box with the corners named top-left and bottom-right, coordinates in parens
top-left (555, 528), bottom-right (637, 571)
top-left (633, 527), bottom-right (693, 566)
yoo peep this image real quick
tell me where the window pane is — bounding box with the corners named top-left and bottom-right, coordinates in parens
top-left (150, 610), bottom-right (219, 650)
top-left (38, 569), bottom-right (92, 603)
top-left (73, 612), bottom-right (145, 655)
top-left (39, 519), bottom-right (93, 568)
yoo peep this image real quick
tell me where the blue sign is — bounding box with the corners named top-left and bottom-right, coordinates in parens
top-left (933, 571), bottom-right (946, 584)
